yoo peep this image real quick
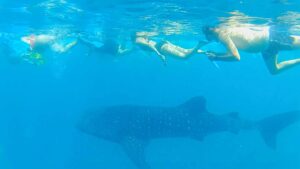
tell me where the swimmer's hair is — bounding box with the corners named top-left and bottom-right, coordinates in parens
top-left (202, 25), bottom-right (214, 34)
top-left (202, 25), bottom-right (215, 41)
top-left (130, 32), bottom-right (137, 41)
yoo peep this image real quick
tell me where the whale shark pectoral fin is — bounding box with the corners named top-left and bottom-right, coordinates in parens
top-left (121, 136), bottom-right (150, 169)
top-left (180, 96), bottom-right (207, 113)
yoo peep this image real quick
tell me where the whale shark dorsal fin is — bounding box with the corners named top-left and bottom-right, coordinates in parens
top-left (180, 96), bottom-right (207, 113)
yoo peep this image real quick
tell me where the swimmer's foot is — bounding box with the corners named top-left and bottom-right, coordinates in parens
top-left (22, 52), bottom-right (45, 66)
top-left (197, 49), bottom-right (208, 54)
top-left (189, 41), bottom-right (209, 55)
top-left (67, 40), bottom-right (78, 49)
top-left (196, 40), bottom-right (210, 55)
top-left (58, 40), bottom-right (78, 53)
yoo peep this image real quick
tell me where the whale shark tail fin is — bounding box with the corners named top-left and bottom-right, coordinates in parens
top-left (257, 111), bottom-right (300, 149)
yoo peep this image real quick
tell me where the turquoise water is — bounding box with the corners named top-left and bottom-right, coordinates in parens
top-left (1, 0), bottom-right (300, 169)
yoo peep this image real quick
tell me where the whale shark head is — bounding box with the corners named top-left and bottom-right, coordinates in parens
top-left (77, 109), bottom-right (123, 142)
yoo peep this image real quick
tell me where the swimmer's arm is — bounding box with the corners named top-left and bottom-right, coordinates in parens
top-left (140, 42), bottom-right (167, 64)
top-left (151, 46), bottom-right (167, 64)
top-left (51, 40), bottom-right (77, 53)
top-left (136, 38), bottom-right (166, 64)
top-left (207, 35), bottom-right (240, 61)
top-left (118, 45), bottom-right (132, 55)
top-left (118, 48), bottom-right (131, 54)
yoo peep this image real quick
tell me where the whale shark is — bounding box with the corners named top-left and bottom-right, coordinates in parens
top-left (78, 96), bottom-right (300, 169)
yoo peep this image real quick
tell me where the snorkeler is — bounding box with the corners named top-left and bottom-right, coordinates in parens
top-left (133, 32), bottom-right (203, 64)
top-left (21, 34), bottom-right (77, 65)
top-left (78, 31), bottom-right (203, 64)
top-left (78, 36), bottom-right (129, 57)
top-left (200, 23), bottom-right (300, 75)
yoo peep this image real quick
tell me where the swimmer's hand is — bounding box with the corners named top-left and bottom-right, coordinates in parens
top-left (152, 47), bottom-right (167, 66)
top-left (197, 50), bottom-right (216, 60)
top-left (205, 51), bottom-right (217, 60)
top-left (158, 54), bottom-right (167, 66)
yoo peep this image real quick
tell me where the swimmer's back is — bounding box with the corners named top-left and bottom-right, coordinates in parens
top-left (218, 26), bottom-right (270, 52)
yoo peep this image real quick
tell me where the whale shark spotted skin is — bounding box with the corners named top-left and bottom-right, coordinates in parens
top-left (78, 96), bottom-right (300, 169)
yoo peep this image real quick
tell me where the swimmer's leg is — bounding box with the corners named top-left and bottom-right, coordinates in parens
top-left (262, 49), bottom-right (300, 75)
top-left (291, 35), bottom-right (300, 49)
top-left (63, 40), bottom-right (78, 52)
top-left (161, 41), bottom-right (206, 59)
top-left (51, 40), bottom-right (78, 53)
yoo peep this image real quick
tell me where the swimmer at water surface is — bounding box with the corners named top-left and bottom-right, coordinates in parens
top-left (79, 31), bottom-right (204, 64)
top-left (200, 24), bottom-right (300, 75)
top-left (133, 32), bottom-right (205, 64)
top-left (20, 33), bottom-right (77, 65)
top-left (21, 34), bottom-right (77, 53)
top-left (78, 37), bottom-right (130, 57)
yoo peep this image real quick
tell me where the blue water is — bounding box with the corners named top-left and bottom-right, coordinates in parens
top-left (1, 0), bottom-right (300, 169)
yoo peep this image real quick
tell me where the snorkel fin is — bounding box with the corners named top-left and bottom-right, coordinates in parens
top-left (22, 51), bottom-right (45, 66)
